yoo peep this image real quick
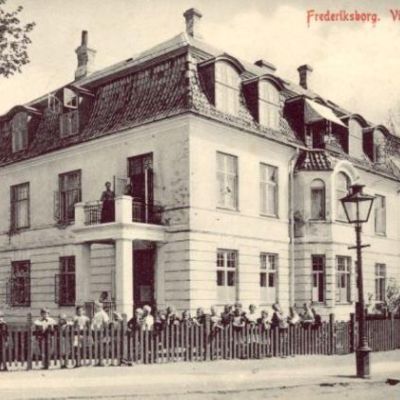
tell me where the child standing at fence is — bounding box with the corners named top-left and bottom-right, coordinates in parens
top-left (34, 308), bottom-right (57, 369)
top-left (0, 312), bottom-right (8, 371)
top-left (142, 305), bottom-right (154, 331)
top-left (73, 306), bottom-right (90, 368)
top-left (91, 301), bottom-right (110, 330)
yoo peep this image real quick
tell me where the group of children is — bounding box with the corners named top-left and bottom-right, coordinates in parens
top-left (128, 302), bottom-right (322, 332)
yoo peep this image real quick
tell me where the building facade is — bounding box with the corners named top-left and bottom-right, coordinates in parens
top-left (0, 9), bottom-right (399, 322)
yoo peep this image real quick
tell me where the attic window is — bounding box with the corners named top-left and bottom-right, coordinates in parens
top-left (11, 112), bottom-right (29, 153)
top-left (59, 88), bottom-right (80, 138)
top-left (215, 61), bottom-right (240, 116)
top-left (259, 81), bottom-right (280, 130)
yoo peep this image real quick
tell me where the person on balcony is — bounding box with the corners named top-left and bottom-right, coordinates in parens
top-left (100, 181), bottom-right (115, 223)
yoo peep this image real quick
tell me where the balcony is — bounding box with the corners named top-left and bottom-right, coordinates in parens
top-left (72, 196), bottom-right (166, 243)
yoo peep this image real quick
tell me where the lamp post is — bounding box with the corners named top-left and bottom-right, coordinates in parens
top-left (340, 184), bottom-right (375, 378)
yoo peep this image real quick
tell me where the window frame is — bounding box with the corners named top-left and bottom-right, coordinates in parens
top-left (10, 182), bottom-right (30, 231)
top-left (375, 263), bottom-right (386, 303)
top-left (57, 169), bottom-right (82, 224)
top-left (336, 256), bottom-right (351, 304)
top-left (258, 80), bottom-right (280, 130)
top-left (311, 255), bottom-right (325, 303)
top-left (259, 252), bottom-right (278, 305)
top-left (310, 179), bottom-right (326, 221)
top-left (56, 256), bottom-right (76, 307)
top-left (216, 249), bottom-right (238, 304)
top-left (216, 152), bottom-right (239, 211)
top-left (374, 194), bottom-right (386, 236)
top-left (214, 61), bottom-right (240, 116)
top-left (259, 163), bottom-right (279, 217)
top-left (11, 112), bottom-right (29, 153)
top-left (9, 260), bottom-right (31, 307)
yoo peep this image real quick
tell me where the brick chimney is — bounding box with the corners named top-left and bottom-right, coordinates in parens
top-left (297, 64), bottom-right (313, 90)
top-left (75, 30), bottom-right (96, 80)
top-left (183, 8), bottom-right (203, 39)
top-left (255, 59), bottom-right (277, 74)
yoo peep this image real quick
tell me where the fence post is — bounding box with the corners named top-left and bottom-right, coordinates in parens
top-left (204, 314), bottom-right (211, 361)
top-left (26, 313), bottom-right (33, 371)
top-left (329, 313), bottom-right (335, 355)
top-left (350, 313), bottom-right (356, 353)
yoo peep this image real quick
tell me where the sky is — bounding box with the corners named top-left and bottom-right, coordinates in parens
top-left (1, 0), bottom-right (400, 127)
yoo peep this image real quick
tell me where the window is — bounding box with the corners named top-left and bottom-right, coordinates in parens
top-left (259, 81), bottom-right (280, 130)
top-left (215, 62), bottom-right (239, 115)
top-left (260, 163), bottom-right (278, 216)
top-left (217, 152), bottom-right (238, 210)
top-left (11, 112), bottom-right (29, 153)
top-left (8, 261), bottom-right (30, 307)
top-left (312, 255), bottom-right (325, 303)
top-left (336, 172), bottom-right (350, 221)
top-left (260, 253), bottom-right (277, 304)
top-left (56, 256), bottom-right (76, 306)
top-left (56, 170), bottom-right (81, 223)
top-left (375, 263), bottom-right (386, 302)
top-left (216, 249), bottom-right (237, 303)
top-left (10, 182), bottom-right (30, 230)
top-left (310, 179), bottom-right (325, 220)
top-left (374, 195), bottom-right (386, 235)
top-left (336, 256), bottom-right (351, 303)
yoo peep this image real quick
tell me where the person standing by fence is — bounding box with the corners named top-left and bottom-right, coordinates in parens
top-left (0, 312), bottom-right (8, 371)
top-left (34, 308), bottom-right (56, 369)
top-left (73, 306), bottom-right (90, 368)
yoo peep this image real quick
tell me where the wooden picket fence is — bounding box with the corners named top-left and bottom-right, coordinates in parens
top-left (0, 313), bottom-right (399, 371)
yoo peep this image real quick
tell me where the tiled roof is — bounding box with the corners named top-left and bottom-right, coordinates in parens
top-left (296, 150), bottom-right (334, 171)
top-left (0, 29), bottom-right (399, 183)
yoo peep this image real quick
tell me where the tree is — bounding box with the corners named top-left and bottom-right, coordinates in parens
top-left (0, 0), bottom-right (35, 78)
top-left (385, 277), bottom-right (400, 315)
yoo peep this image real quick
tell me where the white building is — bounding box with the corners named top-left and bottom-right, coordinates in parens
top-left (0, 9), bottom-right (399, 322)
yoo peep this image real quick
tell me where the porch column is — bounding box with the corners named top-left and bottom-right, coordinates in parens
top-left (115, 238), bottom-right (133, 316)
top-left (75, 243), bottom-right (91, 304)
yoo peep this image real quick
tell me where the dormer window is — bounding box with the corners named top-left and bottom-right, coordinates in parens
top-left (259, 81), bottom-right (280, 130)
top-left (59, 88), bottom-right (80, 138)
top-left (63, 88), bottom-right (79, 109)
top-left (11, 112), bottom-right (29, 153)
top-left (215, 61), bottom-right (240, 115)
top-left (348, 118), bottom-right (364, 158)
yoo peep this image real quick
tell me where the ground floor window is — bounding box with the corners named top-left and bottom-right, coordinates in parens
top-left (336, 256), bottom-right (351, 304)
top-left (216, 249), bottom-right (237, 303)
top-left (260, 253), bottom-right (277, 304)
top-left (55, 256), bottom-right (76, 306)
top-left (8, 260), bottom-right (31, 307)
top-left (375, 263), bottom-right (386, 302)
top-left (312, 255), bottom-right (325, 303)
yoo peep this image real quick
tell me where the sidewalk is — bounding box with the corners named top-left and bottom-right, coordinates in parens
top-left (1, 351), bottom-right (399, 399)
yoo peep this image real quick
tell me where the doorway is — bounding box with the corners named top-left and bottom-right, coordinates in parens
top-left (133, 249), bottom-right (155, 309)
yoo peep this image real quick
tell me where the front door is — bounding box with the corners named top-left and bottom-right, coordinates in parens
top-left (133, 249), bottom-right (155, 309)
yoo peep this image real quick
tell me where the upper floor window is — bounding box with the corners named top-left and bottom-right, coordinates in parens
top-left (259, 81), bottom-right (280, 130)
top-left (310, 179), bottom-right (325, 220)
top-left (336, 172), bottom-right (350, 221)
top-left (10, 182), bottom-right (30, 231)
top-left (8, 260), bottom-right (31, 307)
top-left (215, 61), bottom-right (240, 115)
top-left (375, 263), bottom-right (386, 302)
top-left (260, 163), bottom-right (278, 216)
top-left (336, 256), bottom-right (351, 304)
top-left (216, 249), bottom-right (237, 303)
top-left (11, 112), bottom-right (29, 153)
top-left (55, 256), bottom-right (76, 306)
top-left (374, 194), bottom-right (386, 235)
top-left (217, 152), bottom-right (238, 210)
top-left (55, 170), bottom-right (81, 224)
top-left (312, 255), bottom-right (325, 303)
top-left (260, 253), bottom-right (278, 304)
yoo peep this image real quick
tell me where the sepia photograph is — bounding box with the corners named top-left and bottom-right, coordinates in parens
top-left (0, 0), bottom-right (399, 399)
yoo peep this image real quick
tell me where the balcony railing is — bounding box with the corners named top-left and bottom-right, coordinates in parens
top-left (81, 197), bottom-right (163, 226)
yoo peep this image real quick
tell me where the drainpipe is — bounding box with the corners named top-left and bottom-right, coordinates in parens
top-left (289, 148), bottom-right (300, 307)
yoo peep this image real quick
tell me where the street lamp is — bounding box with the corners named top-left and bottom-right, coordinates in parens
top-left (340, 184), bottom-right (375, 378)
